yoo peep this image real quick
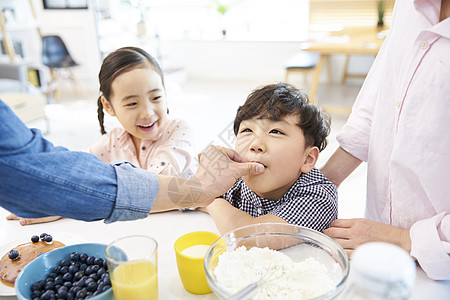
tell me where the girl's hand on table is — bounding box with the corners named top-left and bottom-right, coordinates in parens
top-left (323, 218), bottom-right (412, 258)
top-left (6, 213), bottom-right (63, 225)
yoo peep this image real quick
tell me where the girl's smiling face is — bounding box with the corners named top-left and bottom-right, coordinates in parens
top-left (235, 114), bottom-right (317, 200)
top-left (102, 66), bottom-right (167, 149)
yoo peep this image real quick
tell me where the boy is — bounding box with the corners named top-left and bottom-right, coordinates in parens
top-left (204, 83), bottom-right (337, 234)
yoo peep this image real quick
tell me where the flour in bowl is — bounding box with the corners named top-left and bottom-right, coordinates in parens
top-left (213, 246), bottom-right (337, 299)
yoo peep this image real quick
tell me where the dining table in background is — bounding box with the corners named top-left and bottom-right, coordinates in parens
top-left (0, 206), bottom-right (449, 299)
top-left (302, 26), bottom-right (388, 114)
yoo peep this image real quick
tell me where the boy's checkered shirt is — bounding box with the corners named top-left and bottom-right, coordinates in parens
top-left (221, 167), bottom-right (338, 232)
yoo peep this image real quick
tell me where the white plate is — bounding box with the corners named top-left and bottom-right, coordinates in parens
top-left (0, 231), bottom-right (84, 296)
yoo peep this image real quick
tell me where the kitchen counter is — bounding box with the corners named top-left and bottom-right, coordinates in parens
top-left (0, 207), bottom-right (449, 299)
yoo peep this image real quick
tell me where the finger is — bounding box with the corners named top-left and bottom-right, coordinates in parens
top-left (6, 213), bottom-right (19, 220)
top-left (323, 227), bottom-right (351, 239)
top-left (329, 218), bottom-right (356, 228)
top-left (19, 216), bottom-right (62, 226)
top-left (221, 147), bottom-right (247, 164)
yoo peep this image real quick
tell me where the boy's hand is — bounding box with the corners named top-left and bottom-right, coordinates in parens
top-left (6, 213), bottom-right (62, 226)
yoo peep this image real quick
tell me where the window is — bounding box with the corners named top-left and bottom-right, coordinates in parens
top-left (96, 0), bottom-right (310, 42)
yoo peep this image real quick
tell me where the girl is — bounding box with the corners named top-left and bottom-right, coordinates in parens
top-left (7, 47), bottom-right (197, 225)
top-left (89, 46), bottom-right (196, 177)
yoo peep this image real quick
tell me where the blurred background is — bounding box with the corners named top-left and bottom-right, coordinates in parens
top-left (0, 0), bottom-right (395, 218)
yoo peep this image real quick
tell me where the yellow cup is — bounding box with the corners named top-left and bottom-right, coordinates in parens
top-left (174, 231), bottom-right (220, 294)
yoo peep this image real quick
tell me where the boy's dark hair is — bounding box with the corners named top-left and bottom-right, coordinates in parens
top-left (97, 47), bottom-right (165, 134)
top-left (233, 83), bottom-right (331, 152)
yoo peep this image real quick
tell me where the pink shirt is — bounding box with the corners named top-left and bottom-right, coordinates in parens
top-left (337, 0), bottom-right (450, 279)
top-left (88, 118), bottom-right (197, 177)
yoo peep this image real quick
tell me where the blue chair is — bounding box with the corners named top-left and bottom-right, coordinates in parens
top-left (42, 35), bottom-right (78, 69)
top-left (42, 35), bottom-right (82, 100)
top-left (284, 51), bottom-right (320, 88)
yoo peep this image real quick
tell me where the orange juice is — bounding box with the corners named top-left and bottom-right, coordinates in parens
top-left (110, 260), bottom-right (158, 300)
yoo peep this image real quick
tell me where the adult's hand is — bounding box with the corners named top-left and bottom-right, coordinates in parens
top-left (153, 145), bottom-right (265, 212)
top-left (196, 145), bottom-right (265, 200)
top-left (323, 218), bottom-right (412, 257)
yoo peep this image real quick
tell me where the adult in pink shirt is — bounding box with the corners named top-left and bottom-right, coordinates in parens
top-left (322, 0), bottom-right (450, 280)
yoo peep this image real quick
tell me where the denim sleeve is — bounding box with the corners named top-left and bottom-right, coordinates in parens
top-left (106, 162), bottom-right (158, 223)
top-left (0, 100), bottom-right (158, 222)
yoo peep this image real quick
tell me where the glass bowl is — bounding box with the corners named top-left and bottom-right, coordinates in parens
top-left (204, 223), bottom-right (349, 300)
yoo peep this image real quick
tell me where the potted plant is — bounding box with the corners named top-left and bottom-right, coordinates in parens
top-left (211, 0), bottom-right (235, 37)
top-left (377, 0), bottom-right (385, 26)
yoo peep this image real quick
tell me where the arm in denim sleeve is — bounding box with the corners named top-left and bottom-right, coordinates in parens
top-left (0, 100), bottom-right (157, 222)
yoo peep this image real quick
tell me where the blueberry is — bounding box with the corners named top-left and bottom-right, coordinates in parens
top-left (75, 289), bottom-right (86, 299)
top-left (86, 256), bottom-right (95, 266)
top-left (67, 292), bottom-right (75, 300)
top-left (31, 235), bottom-right (40, 243)
top-left (70, 252), bottom-right (80, 262)
top-left (54, 276), bottom-right (64, 286)
top-left (63, 281), bottom-right (72, 289)
top-left (31, 281), bottom-right (41, 291)
top-left (60, 259), bottom-right (70, 267)
top-left (44, 280), bottom-right (54, 290)
top-left (44, 234), bottom-right (53, 243)
top-left (89, 273), bottom-right (98, 281)
top-left (40, 289), bottom-right (54, 300)
top-left (93, 257), bottom-right (103, 266)
top-left (60, 266), bottom-right (69, 274)
top-left (97, 268), bottom-right (106, 277)
top-left (57, 286), bottom-right (68, 297)
top-left (96, 282), bottom-right (104, 293)
top-left (91, 265), bottom-right (100, 273)
top-left (62, 272), bottom-right (73, 282)
top-left (68, 264), bottom-right (78, 274)
top-left (40, 233), bottom-right (48, 240)
top-left (79, 253), bottom-right (88, 263)
top-left (69, 286), bottom-right (80, 294)
top-left (73, 271), bottom-right (83, 282)
top-left (102, 274), bottom-right (110, 285)
top-left (53, 266), bottom-right (62, 274)
top-left (38, 280), bottom-right (46, 289)
top-left (87, 265), bottom-right (95, 275)
top-left (8, 250), bottom-right (19, 260)
top-left (75, 277), bottom-right (86, 288)
top-left (31, 289), bottom-right (41, 298)
top-left (102, 284), bottom-right (111, 292)
top-left (79, 264), bottom-right (87, 272)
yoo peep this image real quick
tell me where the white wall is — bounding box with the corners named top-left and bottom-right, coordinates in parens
top-left (34, 0), bottom-right (101, 91)
top-left (13, 0), bottom-right (374, 90)
top-left (161, 39), bottom-right (374, 84)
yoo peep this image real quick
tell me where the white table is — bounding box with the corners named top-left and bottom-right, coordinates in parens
top-left (0, 207), bottom-right (449, 299)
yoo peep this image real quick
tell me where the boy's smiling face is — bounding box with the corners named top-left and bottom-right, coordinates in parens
top-left (235, 114), bottom-right (317, 200)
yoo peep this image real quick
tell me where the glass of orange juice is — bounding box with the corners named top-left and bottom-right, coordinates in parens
top-left (106, 235), bottom-right (158, 300)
